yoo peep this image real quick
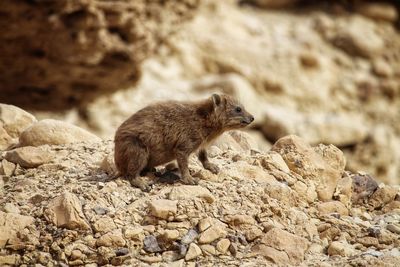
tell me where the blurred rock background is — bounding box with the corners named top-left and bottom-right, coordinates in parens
top-left (1, 0), bottom-right (400, 185)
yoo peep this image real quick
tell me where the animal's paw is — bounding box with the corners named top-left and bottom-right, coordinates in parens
top-left (181, 175), bottom-right (199, 185)
top-left (204, 162), bottom-right (220, 174)
top-left (130, 177), bottom-right (153, 192)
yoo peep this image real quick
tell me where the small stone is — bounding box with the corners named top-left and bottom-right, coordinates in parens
top-left (124, 226), bottom-right (144, 240)
top-left (216, 238), bottom-right (231, 254)
top-left (3, 203), bottom-right (20, 214)
top-left (185, 243), bottom-right (202, 261)
top-left (352, 174), bottom-right (378, 204)
top-left (18, 119), bottom-right (101, 146)
top-left (252, 244), bottom-right (289, 264)
top-left (200, 244), bottom-right (216, 255)
top-left (96, 229), bottom-right (126, 247)
top-left (226, 214), bottom-right (256, 226)
top-left (169, 185), bottom-right (215, 203)
top-left (387, 224), bottom-right (400, 235)
top-left (140, 255), bottom-right (162, 263)
top-left (369, 186), bottom-right (398, 209)
top-left (328, 241), bottom-right (356, 257)
top-left (198, 223), bottom-right (227, 244)
top-left (161, 229), bottom-right (180, 241)
top-left (70, 250), bottom-right (83, 260)
top-left (115, 247), bottom-right (129, 256)
top-left (181, 229), bottom-right (198, 245)
top-left (0, 254), bottom-right (20, 265)
top-left (93, 217), bottom-right (117, 233)
top-left (317, 201), bottom-right (349, 216)
top-left (245, 227), bottom-right (263, 241)
top-left (356, 237), bottom-right (379, 247)
top-left (0, 159), bottom-right (16, 176)
top-left (259, 228), bottom-right (309, 265)
top-left (5, 146), bottom-right (52, 168)
top-left (162, 251), bottom-right (180, 262)
top-left (149, 199), bottom-right (178, 220)
top-left (44, 191), bottom-right (90, 230)
top-left (198, 218), bottom-right (213, 232)
top-left (372, 59), bottom-right (393, 78)
top-left (93, 206), bottom-right (108, 215)
top-left (143, 235), bottom-right (162, 253)
top-left (0, 211), bottom-right (34, 248)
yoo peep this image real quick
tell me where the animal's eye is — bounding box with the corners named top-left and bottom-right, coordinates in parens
top-left (235, 107), bottom-right (242, 113)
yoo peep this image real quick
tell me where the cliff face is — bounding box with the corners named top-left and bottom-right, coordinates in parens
top-left (0, 0), bottom-right (200, 110)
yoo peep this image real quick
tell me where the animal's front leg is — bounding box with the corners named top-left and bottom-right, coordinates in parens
top-left (198, 149), bottom-right (219, 174)
top-left (176, 153), bottom-right (199, 185)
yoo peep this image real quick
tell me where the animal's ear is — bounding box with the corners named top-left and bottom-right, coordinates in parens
top-left (212, 94), bottom-right (221, 107)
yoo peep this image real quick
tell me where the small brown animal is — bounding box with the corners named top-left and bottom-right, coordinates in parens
top-left (114, 94), bottom-right (254, 190)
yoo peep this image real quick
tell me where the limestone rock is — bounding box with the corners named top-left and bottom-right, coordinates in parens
top-left (45, 191), bottom-right (90, 230)
top-left (351, 174), bottom-right (379, 204)
top-left (149, 199), bottom-right (178, 220)
top-left (0, 159), bottom-right (16, 176)
top-left (216, 238), bottom-right (230, 254)
top-left (259, 228), bottom-right (309, 265)
top-left (143, 235), bottom-right (162, 253)
top-left (185, 243), bottom-right (202, 261)
top-left (252, 244), bottom-right (290, 264)
top-left (0, 254), bottom-right (20, 266)
top-left (3, 203), bottom-right (20, 214)
top-left (168, 185), bottom-right (215, 203)
top-left (5, 146), bottom-right (52, 168)
top-left (19, 119), bottom-right (101, 146)
top-left (93, 217), bottom-right (117, 233)
top-left (0, 104), bottom-right (36, 138)
top-left (369, 186), bottom-right (398, 209)
top-left (0, 126), bottom-right (14, 150)
top-left (0, 211), bottom-right (34, 248)
top-left (317, 201), bottom-right (349, 216)
top-left (226, 214), bottom-right (256, 227)
top-left (328, 241), bottom-right (356, 257)
top-left (198, 222), bottom-right (227, 244)
top-left (272, 135), bottom-right (345, 201)
top-left (96, 229), bottom-right (126, 247)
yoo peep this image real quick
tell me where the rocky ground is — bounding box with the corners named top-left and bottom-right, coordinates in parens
top-left (1, 104), bottom-right (399, 266)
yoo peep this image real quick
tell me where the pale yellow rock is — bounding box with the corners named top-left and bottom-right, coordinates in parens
top-left (0, 104), bottom-right (36, 138)
top-left (149, 199), bottom-right (178, 219)
top-left (0, 211), bottom-right (34, 248)
top-left (317, 201), bottom-right (349, 216)
top-left (5, 146), bottom-right (52, 168)
top-left (44, 191), bottom-right (90, 230)
top-left (19, 119), bottom-right (101, 147)
top-left (0, 126), bottom-right (14, 150)
top-left (198, 217), bottom-right (214, 232)
top-left (327, 241), bottom-right (356, 257)
top-left (93, 217), bottom-right (117, 233)
top-left (200, 244), bottom-right (217, 255)
top-left (226, 214), bottom-right (256, 226)
top-left (96, 229), bottom-right (126, 247)
top-left (260, 228), bottom-right (309, 265)
top-left (272, 135), bottom-right (345, 201)
top-left (198, 223), bottom-right (227, 244)
top-left (0, 159), bottom-right (16, 176)
top-left (169, 185), bottom-right (214, 203)
top-left (252, 244), bottom-right (290, 265)
top-left (185, 243), bottom-right (202, 261)
top-left (216, 238), bottom-right (230, 254)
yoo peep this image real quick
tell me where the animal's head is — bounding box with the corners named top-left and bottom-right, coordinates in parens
top-left (209, 94), bottom-right (254, 130)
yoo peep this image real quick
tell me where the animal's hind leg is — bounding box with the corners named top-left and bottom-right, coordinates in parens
top-left (123, 139), bottom-right (152, 191)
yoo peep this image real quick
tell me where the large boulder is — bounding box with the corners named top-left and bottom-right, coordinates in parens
top-left (0, 0), bottom-right (201, 110)
top-left (19, 119), bottom-right (101, 146)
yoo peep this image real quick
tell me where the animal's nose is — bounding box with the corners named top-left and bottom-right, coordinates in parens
top-left (249, 116), bottom-right (254, 122)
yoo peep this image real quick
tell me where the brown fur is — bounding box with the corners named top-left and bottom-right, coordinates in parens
top-left (114, 94), bottom-right (254, 190)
